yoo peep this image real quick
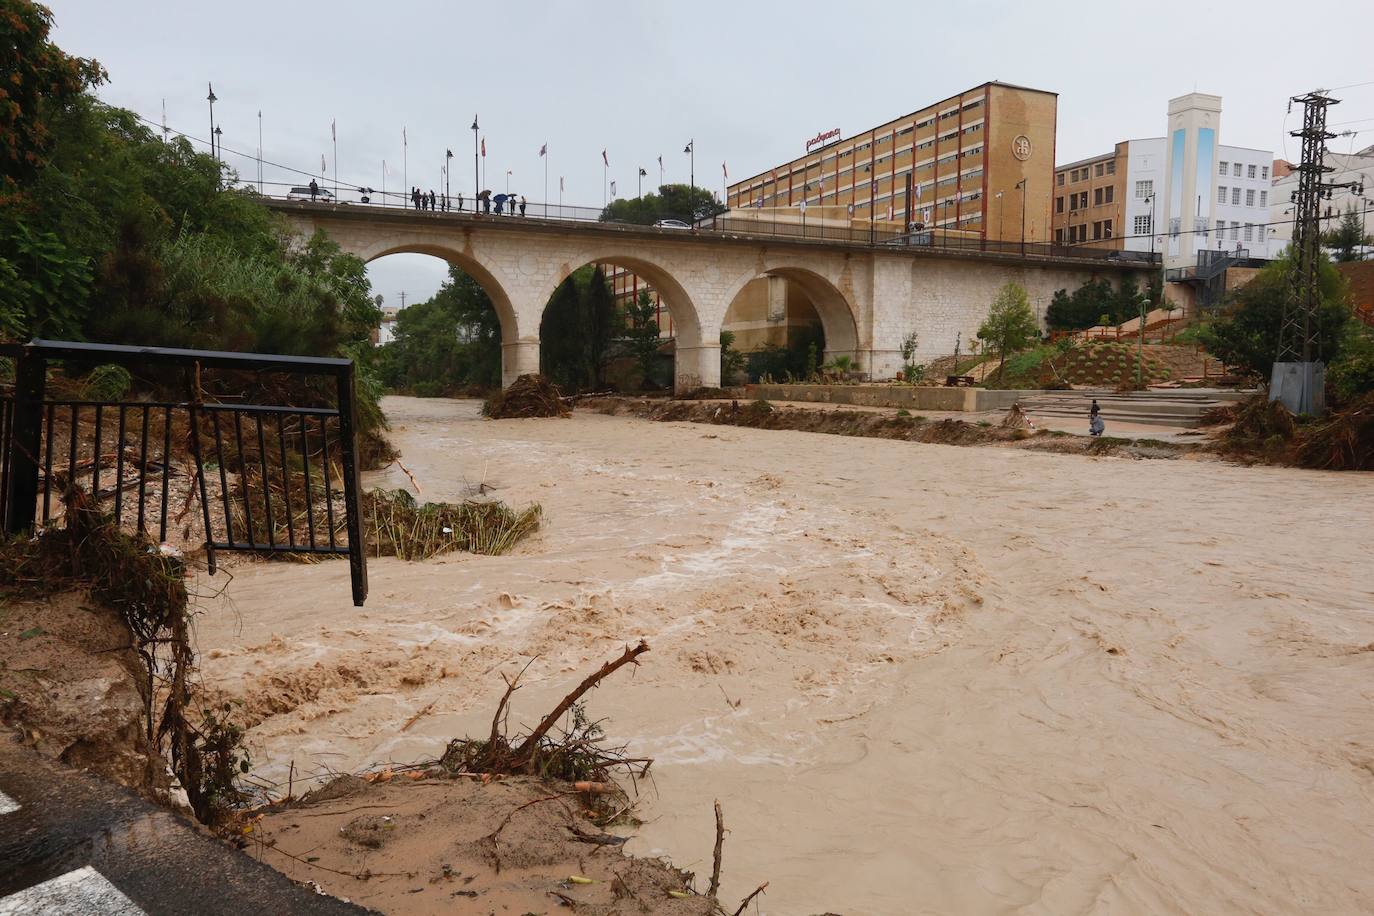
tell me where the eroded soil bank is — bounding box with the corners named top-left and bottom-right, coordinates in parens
top-left (198, 396), bottom-right (1374, 914)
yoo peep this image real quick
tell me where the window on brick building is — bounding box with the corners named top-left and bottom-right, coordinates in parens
top-left (1105, 186), bottom-right (1114, 203)
top-left (1056, 173), bottom-right (1065, 186)
top-left (1056, 196), bottom-right (1064, 213)
top-left (1106, 160), bottom-right (1116, 175)
top-left (1094, 187), bottom-right (1103, 206)
top-left (1095, 163), bottom-right (1104, 177)
top-left (1103, 219), bottom-right (1113, 237)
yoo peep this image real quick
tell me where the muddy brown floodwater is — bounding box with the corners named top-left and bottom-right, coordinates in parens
top-left (198, 396), bottom-right (1374, 915)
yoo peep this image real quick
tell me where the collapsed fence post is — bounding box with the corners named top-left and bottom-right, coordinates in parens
top-left (3, 349), bottom-right (47, 536)
top-left (335, 362), bottom-right (368, 607)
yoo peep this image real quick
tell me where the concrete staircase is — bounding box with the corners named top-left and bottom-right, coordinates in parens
top-left (1016, 389), bottom-right (1251, 429)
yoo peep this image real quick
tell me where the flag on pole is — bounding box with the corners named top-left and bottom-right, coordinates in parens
top-left (331, 119), bottom-right (336, 141)
top-left (384, 160), bottom-right (392, 176)
top-left (658, 155), bottom-right (663, 169)
top-left (722, 162), bottom-right (728, 178)
top-left (610, 180), bottom-right (617, 196)
top-left (481, 138), bottom-right (486, 157)
top-left (539, 144), bottom-right (547, 157)
top-left (403, 127), bottom-right (407, 146)
top-left (560, 176), bottom-right (564, 192)
top-left (321, 154), bottom-right (326, 172)
top-left (602, 149), bottom-right (608, 167)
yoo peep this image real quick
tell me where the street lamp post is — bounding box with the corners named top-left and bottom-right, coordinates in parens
top-left (685, 140), bottom-right (695, 194)
top-left (445, 149), bottom-right (452, 208)
top-left (1016, 178), bottom-right (1027, 255)
top-left (471, 116), bottom-right (480, 207)
top-left (1137, 296), bottom-right (1150, 389)
top-left (206, 83), bottom-right (218, 162)
top-left (995, 191), bottom-right (1004, 245)
top-left (213, 126), bottom-right (222, 164)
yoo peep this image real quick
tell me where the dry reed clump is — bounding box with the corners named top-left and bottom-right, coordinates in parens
top-left (1000, 403), bottom-right (1033, 428)
top-left (0, 484), bottom-right (250, 826)
top-left (482, 374), bottom-right (570, 419)
top-left (363, 488), bottom-right (542, 560)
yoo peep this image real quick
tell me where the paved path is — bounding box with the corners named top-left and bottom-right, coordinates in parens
top-left (0, 737), bottom-right (371, 915)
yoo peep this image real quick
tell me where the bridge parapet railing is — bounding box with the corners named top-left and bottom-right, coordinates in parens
top-left (0, 339), bottom-right (368, 606)
top-left (254, 187), bottom-right (1161, 266)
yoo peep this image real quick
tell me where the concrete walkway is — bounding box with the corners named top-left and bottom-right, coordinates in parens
top-left (0, 737), bottom-right (371, 915)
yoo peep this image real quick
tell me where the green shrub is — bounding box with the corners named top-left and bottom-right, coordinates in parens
top-left (82, 364), bottom-right (131, 401)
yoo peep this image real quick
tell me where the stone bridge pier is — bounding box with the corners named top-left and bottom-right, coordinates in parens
top-left (270, 203), bottom-right (1152, 393)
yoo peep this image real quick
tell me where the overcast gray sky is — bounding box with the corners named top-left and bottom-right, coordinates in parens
top-left (51, 0), bottom-right (1374, 308)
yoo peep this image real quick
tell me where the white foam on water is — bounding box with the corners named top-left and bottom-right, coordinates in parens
top-left (0, 790), bottom-right (17, 815)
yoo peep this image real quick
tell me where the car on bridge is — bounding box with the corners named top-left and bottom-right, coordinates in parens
top-left (286, 185), bottom-right (335, 203)
top-left (653, 218), bottom-right (691, 230)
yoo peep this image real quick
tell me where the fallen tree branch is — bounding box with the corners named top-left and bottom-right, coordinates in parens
top-left (709, 799), bottom-right (724, 898)
top-left (511, 640), bottom-right (649, 770)
top-left (732, 882), bottom-right (769, 916)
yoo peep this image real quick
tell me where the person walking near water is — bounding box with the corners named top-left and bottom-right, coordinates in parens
top-left (1089, 399), bottom-right (1105, 437)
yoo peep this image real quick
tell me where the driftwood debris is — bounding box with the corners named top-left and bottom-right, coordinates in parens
top-left (709, 798), bottom-right (725, 898)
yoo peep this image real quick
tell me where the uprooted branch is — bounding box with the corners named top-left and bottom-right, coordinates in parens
top-left (710, 799), bottom-right (724, 898)
top-left (510, 639), bottom-right (650, 770)
top-left (732, 882), bottom-right (770, 916)
top-left (438, 640), bottom-right (653, 784)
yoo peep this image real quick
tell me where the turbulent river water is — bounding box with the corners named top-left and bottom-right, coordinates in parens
top-left (199, 396), bottom-right (1374, 915)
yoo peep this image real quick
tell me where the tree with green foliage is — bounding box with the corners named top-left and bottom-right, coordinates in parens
top-left (1197, 251), bottom-right (1350, 381)
top-left (0, 0), bottom-right (388, 437)
top-left (1329, 321), bottom-right (1374, 401)
top-left (1044, 276), bottom-right (1139, 331)
top-left (378, 267), bottom-right (501, 394)
top-left (719, 330), bottom-right (746, 384)
top-left (600, 184), bottom-right (727, 225)
top-left (621, 290), bottom-right (664, 389)
top-left (1322, 206), bottom-right (1370, 263)
top-left (978, 281), bottom-right (1040, 378)
top-left (539, 265), bottom-right (622, 391)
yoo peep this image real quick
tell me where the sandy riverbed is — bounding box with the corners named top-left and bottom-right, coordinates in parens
top-left (197, 396), bottom-right (1374, 915)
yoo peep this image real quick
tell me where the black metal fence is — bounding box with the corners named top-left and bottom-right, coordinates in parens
top-left (1, 340), bottom-right (368, 606)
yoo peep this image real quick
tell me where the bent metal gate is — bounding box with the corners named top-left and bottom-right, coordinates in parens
top-left (1, 339), bottom-right (368, 607)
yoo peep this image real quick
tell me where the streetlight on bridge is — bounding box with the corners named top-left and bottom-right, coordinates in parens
top-left (1016, 177), bottom-right (1027, 255)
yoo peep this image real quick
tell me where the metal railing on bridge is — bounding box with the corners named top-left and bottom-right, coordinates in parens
top-left (248, 181), bottom-right (1159, 266)
top-left (1, 340), bottom-right (368, 606)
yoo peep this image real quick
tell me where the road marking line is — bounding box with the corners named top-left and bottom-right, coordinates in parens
top-left (0, 790), bottom-right (17, 816)
top-left (0, 866), bottom-right (146, 915)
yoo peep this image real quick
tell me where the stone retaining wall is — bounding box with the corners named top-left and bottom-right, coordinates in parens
top-left (745, 384), bottom-right (1037, 412)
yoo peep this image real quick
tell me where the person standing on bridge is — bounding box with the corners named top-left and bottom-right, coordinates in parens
top-left (411, 187), bottom-right (421, 210)
top-left (519, 195), bottom-right (527, 216)
top-left (308, 178), bottom-right (319, 201)
top-left (428, 189), bottom-right (437, 210)
top-left (457, 191), bottom-right (464, 212)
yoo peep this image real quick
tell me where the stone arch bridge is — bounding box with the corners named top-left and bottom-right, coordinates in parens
top-left (268, 201), bottom-right (1152, 391)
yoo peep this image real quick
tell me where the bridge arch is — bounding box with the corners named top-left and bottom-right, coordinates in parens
top-left (721, 263), bottom-right (861, 372)
top-left (530, 252), bottom-right (703, 351)
top-left (354, 240), bottom-right (521, 345)
top-left (531, 252), bottom-right (717, 391)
